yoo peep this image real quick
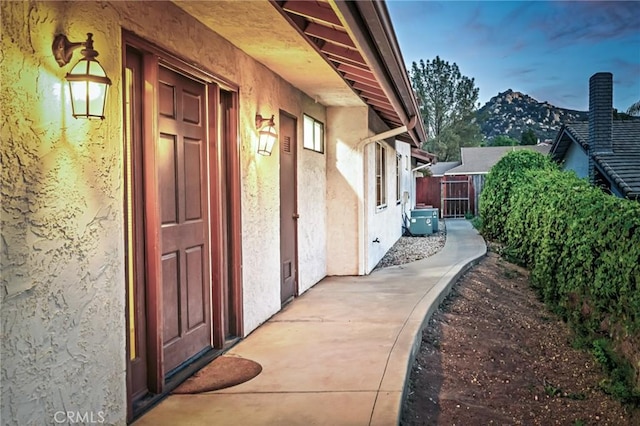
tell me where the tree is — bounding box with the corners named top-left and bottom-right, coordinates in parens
top-left (627, 100), bottom-right (640, 117)
top-left (410, 56), bottom-right (482, 161)
top-left (520, 128), bottom-right (537, 145)
top-left (486, 135), bottom-right (519, 147)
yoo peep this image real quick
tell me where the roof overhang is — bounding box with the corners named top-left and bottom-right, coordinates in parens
top-left (172, 0), bottom-right (427, 147)
top-left (411, 147), bottom-right (436, 164)
top-left (549, 125), bottom-right (588, 162)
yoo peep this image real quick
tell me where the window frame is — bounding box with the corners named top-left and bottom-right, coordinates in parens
top-left (303, 114), bottom-right (324, 153)
top-left (375, 142), bottom-right (387, 210)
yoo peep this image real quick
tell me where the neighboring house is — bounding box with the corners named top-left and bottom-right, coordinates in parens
top-left (550, 73), bottom-right (640, 201)
top-left (0, 1), bottom-right (428, 424)
top-left (416, 145), bottom-right (550, 217)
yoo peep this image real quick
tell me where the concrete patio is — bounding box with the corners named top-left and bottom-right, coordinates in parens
top-left (134, 219), bottom-right (486, 426)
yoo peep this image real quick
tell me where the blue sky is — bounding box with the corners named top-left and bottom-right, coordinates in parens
top-left (387, 0), bottom-right (640, 112)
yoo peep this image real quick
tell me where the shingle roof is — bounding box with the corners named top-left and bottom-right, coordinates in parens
top-left (427, 161), bottom-right (460, 176)
top-left (550, 121), bottom-right (640, 199)
top-left (445, 145), bottom-right (551, 175)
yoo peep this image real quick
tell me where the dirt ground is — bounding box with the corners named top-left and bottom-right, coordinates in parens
top-left (401, 251), bottom-right (639, 426)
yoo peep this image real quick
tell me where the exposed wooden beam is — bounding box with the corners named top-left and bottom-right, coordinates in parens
top-left (349, 79), bottom-right (385, 93)
top-left (320, 44), bottom-right (367, 67)
top-left (378, 112), bottom-right (402, 125)
top-left (304, 22), bottom-right (355, 49)
top-left (352, 82), bottom-right (386, 97)
top-left (342, 74), bottom-right (380, 91)
top-left (326, 56), bottom-right (371, 74)
top-left (365, 97), bottom-right (395, 113)
top-left (337, 63), bottom-right (377, 82)
top-left (341, 76), bottom-right (381, 93)
top-left (282, 1), bottom-right (343, 27)
top-left (359, 90), bottom-right (390, 104)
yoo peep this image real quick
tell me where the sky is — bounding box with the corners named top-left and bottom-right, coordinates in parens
top-left (386, 0), bottom-right (640, 112)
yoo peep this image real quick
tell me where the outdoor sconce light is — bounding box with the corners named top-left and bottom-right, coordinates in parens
top-left (52, 32), bottom-right (112, 119)
top-left (255, 114), bottom-right (278, 156)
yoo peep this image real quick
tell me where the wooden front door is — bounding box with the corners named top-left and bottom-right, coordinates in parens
top-left (125, 34), bottom-right (244, 421)
top-left (158, 66), bottom-right (212, 373)
top-left (279, 112), bottom-right (298, 305)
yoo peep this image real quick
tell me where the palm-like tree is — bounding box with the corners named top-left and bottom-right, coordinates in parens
top-left (626, 100), bottom-right (640, 117)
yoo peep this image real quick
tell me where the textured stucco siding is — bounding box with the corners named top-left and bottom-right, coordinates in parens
top-left (1, 1), bottom-right (331, 424)
top-left (326, 106), bottom-right (368, 276)
top-left (364, 142), bottom-right (397, 272)
top-left (1, 1), bottom-right (126, 424)
top-left (562, 142), bottom-right (589, 179)
top-left (297, 101), bottom-right (328, 294)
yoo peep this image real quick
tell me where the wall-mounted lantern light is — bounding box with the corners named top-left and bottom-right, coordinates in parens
top-left (52, 33), bottom-right (112, 119)
top-left (255, 114), bottom-right (277, 156)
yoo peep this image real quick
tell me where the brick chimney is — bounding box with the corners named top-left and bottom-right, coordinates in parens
top-left (588, 72), bottom-right (613, 184)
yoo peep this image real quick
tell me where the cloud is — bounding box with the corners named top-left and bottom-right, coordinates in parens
top-left (610, 58), bottom-right (640, 91)
top-left (461, 2), bottom-right (539, 54)
top-left (503, 66), bottom-right (536, 79)
top-left (534, 1), bottom-right (640, 46)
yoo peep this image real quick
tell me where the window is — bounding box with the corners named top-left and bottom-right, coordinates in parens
top-left (376, 142), bottom-right (387, 208)
top-left (303, 114), bottom-right (324, 153)
top-left (396, 154), bottom-right (402, 204)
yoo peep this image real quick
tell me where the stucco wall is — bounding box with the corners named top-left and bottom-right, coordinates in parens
top-left (297, 101), bottom-right (328, 294)
top-left (1, 1), bottom-right (330, 424)
top-left (326, 106), bottom-right (368, 275)
top-left (364, 141), bottom-right (398, 272)
top-left (562, 142), bottom-right (589, 179)
top-left (362, 110), bottom-right (406, 273)
top-left (1, 1), bottom-right (126, 424)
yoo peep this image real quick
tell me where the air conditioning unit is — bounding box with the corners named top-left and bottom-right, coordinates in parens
top-left (409, 216), bottom-right (433, 235)
top-left (425, 208), bottom-right (439, 232)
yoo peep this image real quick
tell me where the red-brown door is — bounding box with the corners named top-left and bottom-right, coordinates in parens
top-left (125, 34), bottom-right (245, 421)
top-left (158, 66), bottom-right (212, 373)
top-left (279, 112), bottom-right (298, 305)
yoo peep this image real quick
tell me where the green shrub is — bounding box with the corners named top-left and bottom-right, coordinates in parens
top-left (470, 215), bottom-right (483, 231)
top-left (479, 150), bottom-right (640, 405)
top-left (479, 150), bottom-right (556, 241)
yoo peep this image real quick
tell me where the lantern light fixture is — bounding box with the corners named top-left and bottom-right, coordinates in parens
top-left (255, 114), bottom-right (277, 156)
top-left (52, 32), bottom-right (112, 119)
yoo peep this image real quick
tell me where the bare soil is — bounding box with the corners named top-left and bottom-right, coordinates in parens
top-left (401, 251), bottom-right (639, 426)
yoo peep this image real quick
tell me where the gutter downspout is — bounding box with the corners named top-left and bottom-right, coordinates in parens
top-left (356, 116), bottom-right (418, 149)
top-left (357, 117), bottom-right (418, 274)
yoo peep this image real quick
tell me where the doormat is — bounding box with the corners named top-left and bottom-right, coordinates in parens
top-left (172, 356), bottom-right (262, 394)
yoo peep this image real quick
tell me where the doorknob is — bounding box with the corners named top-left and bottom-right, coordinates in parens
top-left (292, 213), bottom-right (300, 219)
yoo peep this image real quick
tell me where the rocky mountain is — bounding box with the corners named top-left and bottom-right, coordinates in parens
top-left (476, 89), bottom-right (588, 142)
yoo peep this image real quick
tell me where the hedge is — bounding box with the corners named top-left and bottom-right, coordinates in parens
top-left (479, 151), bottom-right (640, 404)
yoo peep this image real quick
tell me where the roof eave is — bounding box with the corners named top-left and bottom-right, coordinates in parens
top-left (332, 0), bottom-right (427, 147)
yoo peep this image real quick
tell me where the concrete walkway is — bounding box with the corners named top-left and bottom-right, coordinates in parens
top-left (134, 219), bottom-right (486, 426)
